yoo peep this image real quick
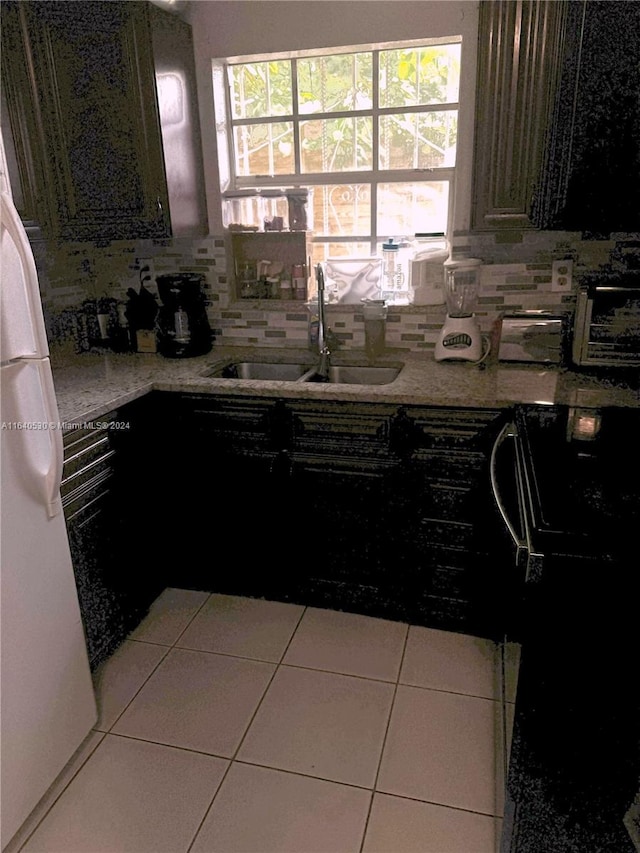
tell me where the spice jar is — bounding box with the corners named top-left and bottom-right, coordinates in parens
top-left (279, 275), bottom-right (293, 300)
top-left (261, 189), bottom-right (287, 231)
top-left (222, 190), bottom-right (261, 231)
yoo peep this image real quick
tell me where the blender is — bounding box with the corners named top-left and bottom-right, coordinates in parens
top-left (435, 258), bottom-right (486, 361)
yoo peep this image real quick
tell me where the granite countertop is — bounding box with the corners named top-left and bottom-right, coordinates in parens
top-left (50, 343), bottom-right (640, 425)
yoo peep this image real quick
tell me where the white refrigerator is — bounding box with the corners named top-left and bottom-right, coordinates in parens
top-left (0, 131), bottom-right (97, 849)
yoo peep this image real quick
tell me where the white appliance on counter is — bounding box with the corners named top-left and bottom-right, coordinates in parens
top-left (0, 130), bottom-right (97, 849)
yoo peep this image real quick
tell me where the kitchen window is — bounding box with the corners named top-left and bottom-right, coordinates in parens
top-left (213, 38), bottom-right (461, 277)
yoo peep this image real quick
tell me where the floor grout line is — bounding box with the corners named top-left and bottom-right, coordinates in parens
top-left (358, 620), bottom-right (411, 853)
top-left (6, 732), bottom-right (106, 853)
top-left (21, 589), bottom-right (504, 852)
top-left (184, 603), bottom-right (309, 853)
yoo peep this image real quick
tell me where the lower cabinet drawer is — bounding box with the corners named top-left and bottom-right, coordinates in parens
top-left (429, 565), bottom-right (470, 599)
top-left (415, 482), bottom-right (477, 522)
top-left (417, 518), bottom-right (475, 549)
top-left (416, 594), bottom-right (470, 627)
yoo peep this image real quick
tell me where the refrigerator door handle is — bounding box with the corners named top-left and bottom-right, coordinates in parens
top-left (0, 189), bottom-right (49, 361)
top-left (37, 360), bottom-right (64, 518)
top-left (5, 361), bottom-right (64, 518)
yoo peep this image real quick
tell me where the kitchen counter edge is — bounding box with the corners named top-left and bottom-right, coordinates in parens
top-left (50, 346), bottom-right (640, 426)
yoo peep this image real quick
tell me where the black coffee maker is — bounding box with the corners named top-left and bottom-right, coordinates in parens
top-left (156, 274), bottom-right (212, 358)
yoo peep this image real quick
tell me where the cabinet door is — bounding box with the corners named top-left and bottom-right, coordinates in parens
top-left (398, 407), bottom-right (506, 635)
top-left (286, 401), bottom-right (408, 619)
top-left (533, 1), bottom-right (640, 233)
top-left (62, 400), bottom-right (161, 668)
top-left (150, 4), bottom-right (208, 236)
top-left (65, 476), bottom-right (134, 669)
top-left (3, 0), bottom-right (169, 241)
top-left (471, 1), bottom-right (566, 231)
top-left (164, 394), bottom-right (286, 594)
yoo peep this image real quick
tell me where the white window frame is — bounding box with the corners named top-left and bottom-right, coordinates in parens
top-left (212, 36), bottom-right (461, 258)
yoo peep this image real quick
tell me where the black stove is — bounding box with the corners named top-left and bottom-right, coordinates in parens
top-left (515, 404), bottom-right (640, 559)
top-left (500, 404), bottom-right (639, 852)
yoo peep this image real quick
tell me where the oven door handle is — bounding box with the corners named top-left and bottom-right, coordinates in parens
top-left (490, 422), bottom-right (527, 552)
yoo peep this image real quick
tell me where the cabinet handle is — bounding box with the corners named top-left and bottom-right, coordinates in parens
top-left (156, 195), bottom-right (167, 230)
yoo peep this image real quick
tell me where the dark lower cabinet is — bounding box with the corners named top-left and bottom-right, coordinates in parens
top-left (152, 392), bottom-right (506, 636)
top-left (154, 393), bottom-right (286, 594)
top-left (62, 398), bottom-right (164, 670)
top-left (64, 391), bottom-right (508, 662)
top-left (395, 406), bottom-right (506, 636)
top-left (286, 400), bottom-right (410, 621)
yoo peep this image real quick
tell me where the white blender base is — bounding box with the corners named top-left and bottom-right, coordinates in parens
top-left (434, 315), bottom-right (483, 361)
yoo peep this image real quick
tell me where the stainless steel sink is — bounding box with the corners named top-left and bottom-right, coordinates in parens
top-left (303, 364), bottom-right (403, 385)
top-left (203, 361), bottom-right (313, 380)
top-left (203, 360), bottom-right (403, 384)
top-left (326, 365), bottom-right (402, 384)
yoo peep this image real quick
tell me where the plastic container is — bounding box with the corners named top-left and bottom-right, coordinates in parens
top-left (381, 239), bottom-right (410, 304)
top-left (222, 190), bottom-right (261, 231)
top-left (261, 189), bottom-right (287, 231)
top-left (286, 188), bottom-right (312, 231)
top-left (409, 233), bottom-right (449, 305)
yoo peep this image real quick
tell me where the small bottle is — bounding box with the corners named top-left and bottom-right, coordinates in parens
top-left (267, 276), bottom-right (280, 299)
top-left (292, 263), bottom-right (307, 300)
top-left (286, 188), bottom-right (311, 230)
top-left (279, 275), bottom-right (293, 300)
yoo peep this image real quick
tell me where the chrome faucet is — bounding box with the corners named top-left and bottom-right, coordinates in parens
top-left (315, 263), bottom-right (331, 378)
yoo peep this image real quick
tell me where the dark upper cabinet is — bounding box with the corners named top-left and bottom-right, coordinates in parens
top-left (473, 0), bottom-right (640, 235)
top-left (471, 1), bottom-right (566, 231)
top-left (150, 4), bottom-right (208, 238)
top-left (533, 1), bottom-right (640, 234)
top-left (1, 0), bottom-right (207, 241)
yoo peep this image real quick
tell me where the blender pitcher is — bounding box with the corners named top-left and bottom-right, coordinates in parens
top-left (435, 259), bottom-right (488, 362)
top-left (444, 259), bottom-right (481, 316)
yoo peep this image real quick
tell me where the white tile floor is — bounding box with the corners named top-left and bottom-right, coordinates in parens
top-left (7, 588), bottom-right (514, 853)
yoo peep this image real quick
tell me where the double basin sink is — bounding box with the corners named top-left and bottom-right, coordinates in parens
top-left (202, 359), bottom-right (403, 386)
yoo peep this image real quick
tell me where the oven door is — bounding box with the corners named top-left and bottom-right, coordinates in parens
top-left (492, 412), bottom-right (639, 852)
top-left (489, 421), bottom-right (544, 620)
top-left (489, 422), bottom-right (544, 853)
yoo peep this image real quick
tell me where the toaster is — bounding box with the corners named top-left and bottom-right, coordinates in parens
top-left (497, 311), bottom-right (565, 363)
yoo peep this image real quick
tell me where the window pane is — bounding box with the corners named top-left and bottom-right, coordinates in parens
top-left (309, 241), bottom-right (372, 270)
top-left (300, 117), bottom-right (373, 172)
top-left (379, 111), bottom-right (458, 169)
top-left (377, 182), bottom-right (449, 235)
top-left (379, 44), bottom-right (461, 108)
top-left (229, 61), bottom-right (292, 119)
top-left (234, 122), bottom-right (294, 176)
top-left (311, 184), bottom-right (371, 236)
top-left (298, 53), bottom-right (373, 114)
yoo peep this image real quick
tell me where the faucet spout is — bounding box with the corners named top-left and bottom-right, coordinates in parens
top-left (315, 263), bottom-right (330, 378)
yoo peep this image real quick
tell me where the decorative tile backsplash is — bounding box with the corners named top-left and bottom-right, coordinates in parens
top-left (37, 227), bottom-right (638, 353)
